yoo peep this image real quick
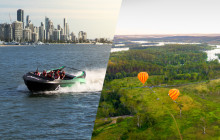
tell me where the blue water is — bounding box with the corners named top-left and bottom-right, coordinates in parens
top-left (0, 44), bottom-right (111, 139)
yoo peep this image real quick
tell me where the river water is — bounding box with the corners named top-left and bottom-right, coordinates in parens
top-left (205, 45), bottom-right (220, 62)
top-left (0, 44), bottom-right (111, 139)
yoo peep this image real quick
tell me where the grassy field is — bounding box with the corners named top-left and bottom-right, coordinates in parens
top-left (92, 78), bottom-right (220, 140)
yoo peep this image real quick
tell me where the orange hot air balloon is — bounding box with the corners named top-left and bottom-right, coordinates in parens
top-left (168, 89), bottom-right (180, 100)
top-left (138, 72), bottom-right (149, 85)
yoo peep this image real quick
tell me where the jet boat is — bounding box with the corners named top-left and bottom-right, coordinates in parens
top-left (23, 66), bottom-right (86, 92)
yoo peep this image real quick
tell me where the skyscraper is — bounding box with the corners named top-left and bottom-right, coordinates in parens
top-left (64, 18), bottom-right (66, 35)
top-left (17, 9), bottom-right (24, 28)
top-left (45, 17), bottom-right (50, 40)
top-left (12, 21), bottom-right (23, 42)
top-left (78, 31), bottom-right (87, 42)
top-left (4, 24), bottom-right (13, 42)
top-left (39, 22), bottom-right (45, 41)
top-left (23, 28), bottom-right (32, 41)
top-left (26, 15), bottom-right (30, 27)
top-left (66, 23), bottom-right (69, 36)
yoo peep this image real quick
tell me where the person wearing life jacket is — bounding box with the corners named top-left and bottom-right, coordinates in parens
top-left (60, 71), bottom-right (65, 80)
top-left (47, 71), bottom-right (54, 79)
top-left (34, 69), bottom-right (41, 76)
top-left (41, 70), bottom-right (47, 77)
top-left (54, 71), bottom-right (60, 79)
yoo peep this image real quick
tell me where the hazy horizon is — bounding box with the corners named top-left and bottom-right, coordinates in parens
top-left (116, 0), bottom-right (220, 35)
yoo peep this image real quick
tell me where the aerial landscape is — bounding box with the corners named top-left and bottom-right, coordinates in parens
top-left (92, 1), bottom-right (220, 138)
top-left (92, 35), bottom-right (220, 139)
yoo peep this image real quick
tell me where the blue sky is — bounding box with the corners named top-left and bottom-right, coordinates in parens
top-left (116, 0), bottom-right (220, 35)
top-left (0, 0), bottom-right (122, 39)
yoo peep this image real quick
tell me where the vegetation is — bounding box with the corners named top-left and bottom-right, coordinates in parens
top-left (92, 44), bottom-right (220, 140)
top-left (216, 53), bottom-right (220, 59)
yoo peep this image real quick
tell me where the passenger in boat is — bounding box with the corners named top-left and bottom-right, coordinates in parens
top-left (47, 71), bottom-right (54, 79)
top-left (60, 71), bottom-right (65, 79)
top-left (34, 69), bottom-right (41, 76)
top-left (41, 70), bottom-right (47, 77)
top-left (54, 71), bottom-right (60, 79)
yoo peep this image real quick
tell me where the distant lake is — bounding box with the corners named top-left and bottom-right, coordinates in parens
top-left (205, 45), bottom-right (220, 62)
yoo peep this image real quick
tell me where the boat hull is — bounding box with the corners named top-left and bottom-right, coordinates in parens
top-left (24, 79), bottom-right (60, 91)
top-left (23, 71), bottom-right (86, 92)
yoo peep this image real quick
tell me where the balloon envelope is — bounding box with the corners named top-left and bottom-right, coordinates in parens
top-left (138, 72), bottom-right (149, 85)
top-left (168, 89), bottom-right (180, 100)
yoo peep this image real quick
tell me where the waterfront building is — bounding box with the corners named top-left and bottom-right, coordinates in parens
top-left (12, 21), bottom-right (23, 42)
top-left (46, 20), bottom-right (54, 40)
top-left (64, 18), bottom-right (66, 35)
top-left (28, 22), bottom-right (34, 33)
top-left (4, 24), bottom-right (13, 42)
top-left (45, 17), bottom-right (50, 40)
top-left (57, 24), bottom-right (61, 30)
top-left (60, 28), bottom-right (64, 35)
top-left (32, 32), bottom-right (38, 42)
top-left (53, 29), bottom-right (60, 41)
top-left (17, 9), bottom-right (24, 28)
top-left (78, 31), bottom-right (87, 42)
top-left (70, 32), bottom-right (76, 42)
top-left (23, 28), bottom-right (32, 41)
top-left (26, 15), bottom-right (30, 27)
top-left (39, 22), bottom-right (45, 41)
top-left (66, 23), bottom-right (69, 37)
top-left (78, 31), bottom-right (83, 40)
top-left (0, 24), bottom-right (5, 40)
top-left (61, 34), bottom-right (67, 41)
top-left (82, 32), bottom-right (87, 41)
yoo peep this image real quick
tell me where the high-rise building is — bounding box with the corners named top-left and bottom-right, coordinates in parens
top-left (53, 29), bottom-right (60, 41)
top-left (61, 34), bottom-right (67, 41)
top-left (78, 31), bottom-right (83, 40)
top-left (60, 28), bottom-right (64, 35)
top-left (12, 21), bottom-right (23, 42)
top-left (70, 32), bottom-right (76, 42)
top-left (57, 24), bottom-right (61, 30)
top-left (78, 31), bottom-right (87, 42)
top-left (28, 22), bottom-right (34, 33)
top-left (64, 18), bottom-right (66, 35)
top-left (23, 28), bottom-right (32, 41)
top-left (26, 15), bottom-right (30, 27)
top-left (0, 24), bottom-right (5, 40)
top-left (4, 24), bottom-right (13, 42)
top-left (17, 9), bottom-right (24, 28)
top-left (45, 17), bottom-right (50, 40)
top-left (39, 22), bottom-right (45, 41)
top-left (47, 20), bottom-right (54, 41)
top-left (82, 32), bottom-right (87, 41)
top-left (66, 23), bottom-right (69, 36)
top-left (0, 24), bottom-right (13, 42)
top-left (32, 32), bottom-right (38, 42)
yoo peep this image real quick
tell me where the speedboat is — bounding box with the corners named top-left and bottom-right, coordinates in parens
top-left (23, 66), bottom-right (86, 92)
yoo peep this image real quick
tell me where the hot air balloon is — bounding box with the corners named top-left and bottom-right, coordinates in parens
top-left (138, 72), bottom-right (149, 85)
top-left (168, 89), bottom-right (180, 100)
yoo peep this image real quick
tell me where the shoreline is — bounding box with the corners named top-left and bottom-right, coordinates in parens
top-left (0, 43), bottom-right (112, 47)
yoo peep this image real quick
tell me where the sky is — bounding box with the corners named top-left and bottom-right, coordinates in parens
top-left (0, 0), bottom-right (122, 39)
top-left (115, 0), bottom-right (220, 35)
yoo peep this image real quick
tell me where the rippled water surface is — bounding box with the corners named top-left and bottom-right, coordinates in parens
top-left (0, 44), bottom-right (111, 139)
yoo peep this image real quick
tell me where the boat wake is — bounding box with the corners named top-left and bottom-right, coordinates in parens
top-left (17, 68), bottom-right (107, 94)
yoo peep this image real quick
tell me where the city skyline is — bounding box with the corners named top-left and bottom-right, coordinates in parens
top-left (0, 8), bottom-right (93, 43)
top-left (0, 0), bottom-right (122, 39)
top-left (116, 0), bottom-right (220, 35)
